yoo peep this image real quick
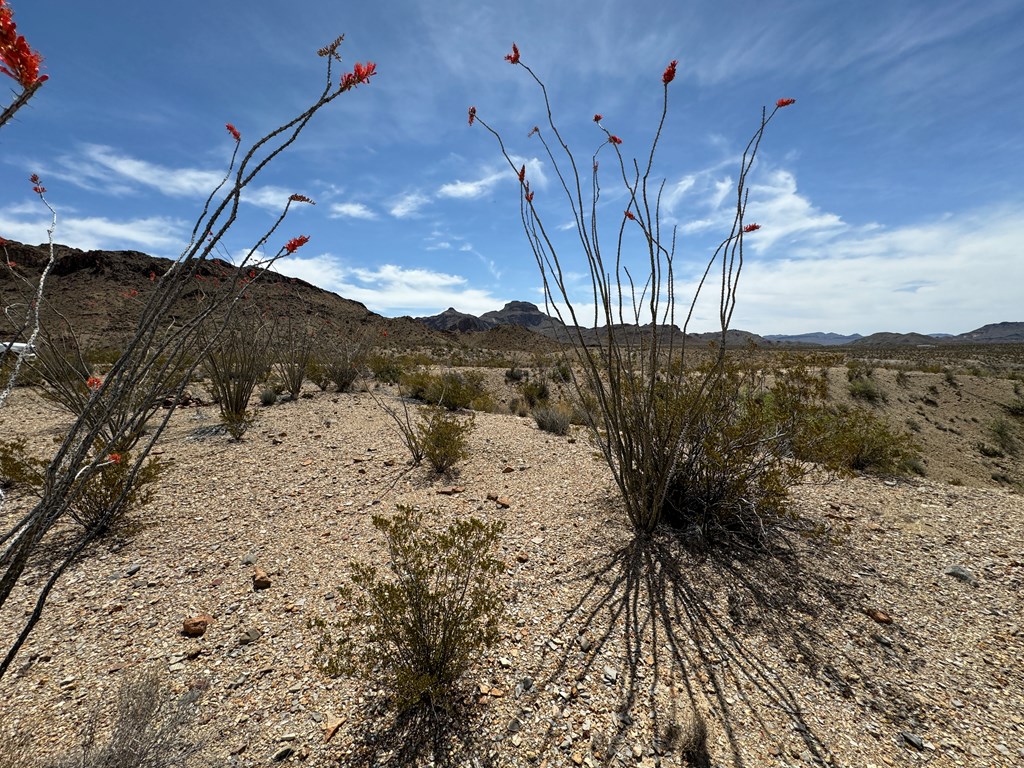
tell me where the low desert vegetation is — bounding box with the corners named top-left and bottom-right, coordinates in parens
top-left (313, 506), bottom-right (505, 715)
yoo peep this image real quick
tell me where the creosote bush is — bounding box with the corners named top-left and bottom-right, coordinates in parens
top-left (314, 505), bottom-right (504, 714)
top-left (418, 407), bottom-right (474, 474)
top-left (400, 368), bottom-right (493, 411)
top-left (791, 404), bottom-right (921, 476)
top-left (67, 449), bottom-right (164, 536)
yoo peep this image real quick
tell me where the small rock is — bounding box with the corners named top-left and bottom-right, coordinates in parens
top-left (252, 568), bottom-right (272, 590)
top-left (324, 717), bottom-right (345, 743)
top-left (864, 608), bottom-right (893, 624)
top-left (496, 497), bottom-right (511, 508)
top-left (499, 657), bottom-right (512, 668)
top-left (603, 666), bottom-right (618, 683)
top-left (271, 746), bottom-right (294, 762)
top-left (511, 735), bottom-right (523, 747)
top-left (943, 565), bottom-right (977, 585)
top-left (520, 676), bottom-right (534, 692)
top-left (579, 634), bottom-right (593, 652)
top-left (502, 465), bottom-right (515, 473)
top-left (436, 486), bottom-right (465, 495)
top-left (901, 731), bottom-right (924, 750)
top-left (126, 563), bottom-right (142, 577)
top-left (238, 628), bottom-right (262, 646)
top-left (182, 614), bottom-right (214, 637)
top-left (241, 552), bottom-right (257, 566)
top-left (508, 718), bottom-right (522, 733)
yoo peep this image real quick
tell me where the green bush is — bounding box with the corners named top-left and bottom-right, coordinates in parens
top-left (519, 379), bottom-right (549, 408)
top-left (533, 405), bottom-right (571, 436)
top-left (259, 387), bottom-right (278, 406)
top-left (401, 369), bottom-right (493, 412)
top-left (314, 506), bottom-right (505, 714)
top-left (0, 438), bottom-right (46, 492)
top-left (848, 376), bottom-right (887, 404)
top-left (418, 407), bottom-right (474, 474)
top-left (792, 405), bottom-right (920, 475)
top-left (368, 353), bottom-right (404, 385)
top-left (989, 417), bottom-right (1019, 457)
top-left (68, 450), bottom-right (165, 536)
top-left (504, 366), bottom-right (527, 383)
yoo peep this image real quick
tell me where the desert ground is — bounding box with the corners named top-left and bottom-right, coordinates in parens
top-left (0, 350), bottom-right (1022, 767)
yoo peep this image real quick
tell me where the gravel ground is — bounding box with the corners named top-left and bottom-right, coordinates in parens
top-left (1, 385), bottom-right (1022, 767)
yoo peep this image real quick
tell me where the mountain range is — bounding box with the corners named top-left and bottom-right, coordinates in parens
top-left (2, 241), bottom-right (1020, 349)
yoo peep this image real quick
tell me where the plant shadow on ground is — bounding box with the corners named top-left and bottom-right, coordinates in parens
top-left (523, 521), bottom-right (929, 767)
top-left (337, 695), bottom-right (499, 768)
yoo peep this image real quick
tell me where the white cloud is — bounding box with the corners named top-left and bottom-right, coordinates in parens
top-left (438, 156), bottom-right (547, 201)
top-left (49, 145), bottom-right (294, 211)
top-left (438, 170), bottom-right (506, 200)
top-left (0, 212), bottom-right (184, 252)
top-left (389, 191), bottom-right (430, 218)
top-left (329, 202), bottom-right (378, 220)
top-left (271, 256), bottom-right (507, 316)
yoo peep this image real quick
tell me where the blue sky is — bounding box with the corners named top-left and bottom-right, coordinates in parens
top-left (2, 0), bottom-right (1021, 335)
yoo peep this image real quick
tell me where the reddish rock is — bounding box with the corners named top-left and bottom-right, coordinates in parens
top-left (864, 607), bottom-right (893, 624)
top-left (252, 568), bottom-right (272, 590)
top-left (182, 614), bottom-right (214, 637)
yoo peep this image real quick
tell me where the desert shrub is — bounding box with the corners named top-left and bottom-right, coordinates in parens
top-left (202, 314), bottom-right (273, 440)
top-left (418, 407), bottom-right (474, 474)
top-left (649, 363), bottom-right (805, 538)
top-left (792, 405), bottom-right (920, 475)
top-left (473, 47), bottom-right (795, 538)
top-left (67, 449), bottom-right (165, 536)
top-left (519, 379), bottom-right (549, 408)
top-left (402, 369), bottom-right (493, 412)
top-left (943, 368), bottom-right (959, 387)
top-left (895, 369), bottom-right (911, 388)
top-left (42, 666), bottom-right (203, 768)
top-left (507, 396), bottom-right (528, 417)
top-left (846, 360), bottom-right (875, 381)
top-left (550, 359), bottom-right (572, 383)
top-left (259, 387), bottom-right (278, 406)
top-left (306, 358), bottom-right (334, 391)
top-left (317, 338), bottom-right (366, 393)
top-left (989, 417), bottom-right (1019, 457)
top-left (1005, 397), bottom-right (1024, 419)
top-left (977, 442), bottom-right (1003, 458)
top-left (31, 335), bottom-right (177, 450)
top-left (905, 418), bottom-right (922, 432)
top-left (272, 316), bottom-right (316, 400)
top-left (505, 365), bottom-right (527, 383)
top-left (533, 405), bottom-right (571, 435)
top-left (368, 353), bottom-right (404, 385)
top-left (0, 437), bottom-right (46, 491)
top-left (848, 376), bottom-right (887, 404)
top-left (314, 506), bottom-right (504, 714)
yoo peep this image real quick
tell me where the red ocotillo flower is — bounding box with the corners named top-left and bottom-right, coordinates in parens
top-left (225, 123), bottom-right (241, 142)
top-left (0, 1), bottom-right (47, 88)
top-left (341, 61), bottom-right (376, 91)
top-left (505, 42), bottom-right (520, 64)
top-left (624, 210), bottom-right (636, 221)
top-left (775, 98), bottom-right (796, 108)
top-left (468, 106), bottom-right (476, 126)
top-left (743, 223), bottom-right (761, 232)
top-left (517, 164), bottom-right (526, 184)
top-left (284, 235), bottom-right (310, 254)
top-left (289, 193), bottom-right (315, 204)
top-left (86, 376), bottom-right (103, 390)
top-left (662, 59), bottom-right (678, 85)
top-left (608, 135), bottom-right (623, 145)
top-left (29, 172), bottom-right (45, 194)
top-left (593, 114), bottom-right (603, 123)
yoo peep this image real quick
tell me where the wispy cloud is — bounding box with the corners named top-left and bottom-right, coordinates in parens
top-left (329, 202), bottom-right (378, 220)
top-left (47, 145), bottom-right (293, 211)
top-left (273, 256), bottom-right (507, 316)
top-left (437, 156), bottom-right (547, 201)
top-left (0, 212), bottom-right (184, 253)
top-left (389, 191), bottom-right (430, 219)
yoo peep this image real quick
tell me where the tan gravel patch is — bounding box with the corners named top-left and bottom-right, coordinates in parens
top-left (1, 386), bottom-right (1022, 767)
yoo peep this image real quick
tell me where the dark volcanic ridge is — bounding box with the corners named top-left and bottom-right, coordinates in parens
top-left (3, 241), bottom-right (1020, 349)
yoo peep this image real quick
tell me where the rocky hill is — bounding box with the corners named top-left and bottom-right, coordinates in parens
top-left (0, 241), bottom-right (454, 351)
